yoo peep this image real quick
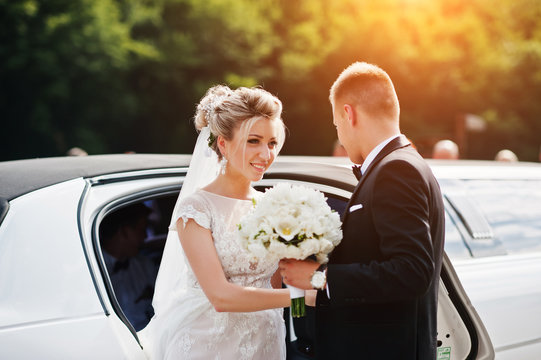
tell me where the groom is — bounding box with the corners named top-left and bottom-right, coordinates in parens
top-left (280, 62), bottom-right (445, 359)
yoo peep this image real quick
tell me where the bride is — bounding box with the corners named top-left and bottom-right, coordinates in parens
top-left (139, 85), bottom-right (301, 359)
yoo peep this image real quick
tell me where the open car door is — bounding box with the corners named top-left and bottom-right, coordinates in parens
top-left (436, 252), bottom-right (494, 360)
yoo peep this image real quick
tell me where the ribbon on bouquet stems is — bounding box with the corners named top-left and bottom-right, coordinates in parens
top-left (286, 284), bottom-right (306, 318)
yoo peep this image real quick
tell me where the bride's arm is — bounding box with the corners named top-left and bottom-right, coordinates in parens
top-left (178, 218), bottom-right (291, 312)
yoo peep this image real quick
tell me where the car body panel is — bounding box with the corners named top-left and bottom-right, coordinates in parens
top-left (430, 166), bottom-right (541, 358)
top-left (0, 179), bottom-right (102, 325)
top-left (452, 253), bottom-right (541, 357)
top-left (0, 179), bottom-right (140, 358)
top-left (0, 315), bottom-right (143, 360)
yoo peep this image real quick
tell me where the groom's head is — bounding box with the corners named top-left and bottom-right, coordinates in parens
top-left (329, 62), bottom-right (400, 163)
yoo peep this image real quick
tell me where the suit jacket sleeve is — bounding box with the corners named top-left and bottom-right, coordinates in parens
top-left (325, 159), bottom-right (437, 306)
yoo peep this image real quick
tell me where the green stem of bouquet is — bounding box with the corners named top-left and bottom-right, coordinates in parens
top-left (291, 297), bottom-right (305, 318)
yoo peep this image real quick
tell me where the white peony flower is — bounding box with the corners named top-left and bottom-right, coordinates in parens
top-left (275, 216), bottom-right (301, 242)
top-left (238, 183), bottom-right (343, 263)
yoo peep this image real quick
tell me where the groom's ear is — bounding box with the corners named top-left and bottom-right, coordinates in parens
top-left (343, 104), bottom-right (357, 127)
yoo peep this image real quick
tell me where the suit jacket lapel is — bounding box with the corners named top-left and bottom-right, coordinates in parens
top-left (342, 135), bottom-right (411, 223)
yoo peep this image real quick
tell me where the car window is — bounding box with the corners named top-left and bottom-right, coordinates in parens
top-left (325, 194), bottom-right (348, 217)
top-left (97, 194), bottom-right (176, 331)
top-left (464, 180), bottom-right (541, 254)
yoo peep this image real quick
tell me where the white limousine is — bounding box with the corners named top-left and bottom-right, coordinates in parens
top-left (1, 154), bottom-right (540, 359)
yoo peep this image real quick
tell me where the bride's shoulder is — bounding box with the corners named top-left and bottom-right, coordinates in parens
top-left (178, 189), bottom-right (211, 208)
top-left (174, 190), bottom-right (213, 230)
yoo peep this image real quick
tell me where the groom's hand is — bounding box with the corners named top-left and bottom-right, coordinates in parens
top-left (279, 259), bottom-right (320, 290)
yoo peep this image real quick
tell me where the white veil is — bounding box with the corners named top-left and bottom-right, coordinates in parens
top-left (151, 127), bottom-right (219, 315)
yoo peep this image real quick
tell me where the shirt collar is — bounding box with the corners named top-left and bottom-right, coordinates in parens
top-left (360, 134), bottom-right (401, 175)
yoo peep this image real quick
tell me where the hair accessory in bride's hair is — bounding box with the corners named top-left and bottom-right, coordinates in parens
top-left (207, 131), bottom-right (216, 148)
top-left (203, 94), bottom-right (230, 118)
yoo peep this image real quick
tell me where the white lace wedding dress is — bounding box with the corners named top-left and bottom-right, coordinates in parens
top-left (139, 189), bottom-right (286, 360)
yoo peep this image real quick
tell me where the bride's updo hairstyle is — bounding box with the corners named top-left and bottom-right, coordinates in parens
top-left (194, 85), bottom-right (285, 160)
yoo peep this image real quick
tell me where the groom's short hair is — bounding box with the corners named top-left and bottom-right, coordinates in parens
top-left (330, 62), bottom-right (400, 121)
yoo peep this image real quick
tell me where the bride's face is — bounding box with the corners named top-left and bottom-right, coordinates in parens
top-left (225, 118), bottom-right (280, 182)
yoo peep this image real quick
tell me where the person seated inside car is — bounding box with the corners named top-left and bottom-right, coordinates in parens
top-left (99, 203), bottom-right (158, 331)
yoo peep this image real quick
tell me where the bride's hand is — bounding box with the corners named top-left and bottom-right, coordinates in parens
top-left (305, 289), bottom-right (317, 307)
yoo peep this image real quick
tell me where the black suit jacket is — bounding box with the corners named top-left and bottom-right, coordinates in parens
top-left (315, 135), bottom-right (445, 359)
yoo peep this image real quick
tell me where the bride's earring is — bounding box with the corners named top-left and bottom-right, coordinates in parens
top-left (220, 157), bottom-right (228, 175)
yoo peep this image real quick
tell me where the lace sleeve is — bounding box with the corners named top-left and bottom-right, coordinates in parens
top-left (169, 192), bottom-right (211, 231)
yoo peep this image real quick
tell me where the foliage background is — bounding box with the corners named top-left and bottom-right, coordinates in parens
top-left (2, 0), bottom-right (541, 161)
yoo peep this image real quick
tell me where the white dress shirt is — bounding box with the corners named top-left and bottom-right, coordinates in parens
top-left (360, 134), bottom-right (401, 175)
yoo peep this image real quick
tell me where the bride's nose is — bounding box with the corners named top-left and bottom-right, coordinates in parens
top-left (259, 145), bottom-right (272, 160)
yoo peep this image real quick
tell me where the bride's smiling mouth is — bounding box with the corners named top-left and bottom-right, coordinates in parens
top-left (251, 162), bottom-right (267, 172)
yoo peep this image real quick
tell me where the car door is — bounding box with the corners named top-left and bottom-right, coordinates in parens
top-left (78, 168), bottom-right (186, 358)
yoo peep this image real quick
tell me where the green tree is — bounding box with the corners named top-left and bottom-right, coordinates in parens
top-left (2, 0), bottom-right (541, 161)
top-left (271, 0), bottom-right (541, 160)
top-left (120, 0), bottom-right (282, 154)
top-left (0, 0), bottom-right (159, 159)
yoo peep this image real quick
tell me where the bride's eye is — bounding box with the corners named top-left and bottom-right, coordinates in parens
top-left (268, 140), bottom-right (278, 148)
top-left (248, 138), bottom-right (259, 144)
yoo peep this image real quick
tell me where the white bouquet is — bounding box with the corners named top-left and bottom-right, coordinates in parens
top-left (238, 182), bottom-right (342, 317)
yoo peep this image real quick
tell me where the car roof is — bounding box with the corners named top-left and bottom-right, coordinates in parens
top-left (2, 154), bottom-right (541, 201)
top-left (312, 157), bottom-right (541, 180)
top-left (0, 154), bottom-right (191, 201)
top-left (0, 154), bottom-right (353, 201)
top-left (424, 159), bottom-right (541, 180)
